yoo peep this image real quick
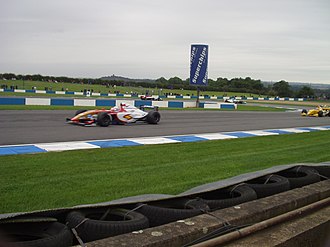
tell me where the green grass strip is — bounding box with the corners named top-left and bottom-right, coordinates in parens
top-left (1, 131), bottom-right (329, 214)
top-left (1, 79), bottom-right (264, 98)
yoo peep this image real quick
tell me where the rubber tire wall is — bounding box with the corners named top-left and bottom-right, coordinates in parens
top-left (198, 184), bottom-right (257, 210)
top-left (276, 166), bottom-right (321, 189)
top-left (246, 174), bottom-right (290, 198)
top-left (309, 165), bottom-right (330, 179)
top-left (136, 198), bottom-right (209, 227)
top-left (0, 221), bottom-right (73, 247)
top-left (66, 208), bottom-right (149, 243)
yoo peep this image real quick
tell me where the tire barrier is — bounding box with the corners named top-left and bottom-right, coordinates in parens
top-left (135, 198), bottom-right (210, 227)
top-left (309, 165), bottom-right (330, 179)
top-left (276, 166), bottom-right (321, 189)
top-left (246, 174), bottom-right (290, 198)
top-left (0, 220), bottom-right (73, 247)
top-left (65, 208), bottom-right (149, 243)
top-left (0, 163), bottom-right (328, 246)
top-left (197, 184), bottom-right (257, 210)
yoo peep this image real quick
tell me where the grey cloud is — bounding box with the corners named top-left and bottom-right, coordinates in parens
top-left (0, 0), bottom-right (329, 83)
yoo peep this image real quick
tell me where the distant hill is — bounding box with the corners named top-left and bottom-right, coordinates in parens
top-left (262, 81), bottom-right (330, 90)
top-left (100, 74), bottom-right (155, 83)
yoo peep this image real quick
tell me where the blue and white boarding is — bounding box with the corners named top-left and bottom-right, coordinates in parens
top-left (190, 44), bottom-right (209, 86)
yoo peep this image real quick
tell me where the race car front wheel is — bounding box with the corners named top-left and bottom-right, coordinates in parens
top-left (97, 112), bottom-right (112, 127)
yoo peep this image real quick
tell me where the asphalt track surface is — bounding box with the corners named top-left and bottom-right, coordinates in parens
top-left (1, 110), bottom-right (329, 146)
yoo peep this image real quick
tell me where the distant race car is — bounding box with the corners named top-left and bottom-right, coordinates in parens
top-left (224, 99), bottom-right (247, 104)
top-left (301, 105), bottom-right (330, 117)
top-left (140, 95), bottom-right (162, 101)
top-left (66, 103), bottom-right (160, 127)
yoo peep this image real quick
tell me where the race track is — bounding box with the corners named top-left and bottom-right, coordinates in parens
top-left (0, 110), bottom-right (329, 145)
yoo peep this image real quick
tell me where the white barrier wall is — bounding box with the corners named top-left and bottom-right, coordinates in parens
top-left (183, 101), bottom-right (196, 108)
top-left (152, 101), bottom-right (169, 108)
top-left (25, 98), bottom-right (51, 105)
top-left (74, 99), bottom-right (96, 106)
top-left (0, 97), bottom-right (237, 110)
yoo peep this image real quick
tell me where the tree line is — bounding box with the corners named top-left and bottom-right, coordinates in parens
top-left (0, 73), bottom-right (318, 98)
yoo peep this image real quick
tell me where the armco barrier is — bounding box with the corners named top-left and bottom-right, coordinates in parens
top-left (0, 97), bottom-right (237, 109)
top-left (0, 88), bottom-right (307, 101)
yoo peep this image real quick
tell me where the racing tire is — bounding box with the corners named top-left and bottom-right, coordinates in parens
top-left (301, 109), bottom-right (307, 114)
top-left (75, 109), bottom-right (87, 116)
top-left (308, 166), bottom-right (330, 179)
top-left (146, 111), bottom-right (160, 124)
top-left (97, 112), bottom-right (112, 127)
top-left (276, 166), bottom-right (321, 189)
top-left (136, 198), bottom-right (209, 227)
top-left (200, 184), bottom-right (257, 210)
top-left (0, 221), bottom-right (73, 247)
top-left (318, 111), bottom-right (323, 117)
top-left (66, 208), bottom-right (149, 243)
top-left (246, 174), bottom-right (290, 198)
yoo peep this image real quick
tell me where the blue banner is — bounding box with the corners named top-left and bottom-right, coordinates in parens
top-left (190, 44), bottom-right (208, 86)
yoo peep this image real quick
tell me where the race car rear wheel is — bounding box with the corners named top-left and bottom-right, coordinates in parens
top-left (97, 112), bottom-right (112, 127)
top-left (318, 111), bottom-right (323, 117)
top-left (146, 111), bottom-right (160, 124)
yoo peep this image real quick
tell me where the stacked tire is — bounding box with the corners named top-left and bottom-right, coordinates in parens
top-left (66, 208), bottom-right (149, 243)
top-left (197, 184), bottom-right (257, 210)
top-left (308, 165), bottom-right (330, 179)
top-left (0, 219), bottom-right (73, 247)
top-left (136, 198), bottom-right (209, 227)
top-left (246, 174), bottom-right (290, 198)
top-left (276, 166), bottom-right (321, 189)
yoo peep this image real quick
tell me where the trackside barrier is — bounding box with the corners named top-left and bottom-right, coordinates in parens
top-left (0, 97), bottom-right (237, 109)
top-left (0, 88), bottom-right (307, 101)
top-left (0, 163), bottom-right (328, 246)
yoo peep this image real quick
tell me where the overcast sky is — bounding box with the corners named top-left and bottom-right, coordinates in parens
top-left (1, 0), bottom-right (329, 83)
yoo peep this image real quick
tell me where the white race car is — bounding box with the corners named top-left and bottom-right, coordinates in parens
top-left (225, 98), bottom-right (247, 104)
top-left (66, 103), bottom-right (160, 127)
top-left (140, 95), bottom-right (162, 101)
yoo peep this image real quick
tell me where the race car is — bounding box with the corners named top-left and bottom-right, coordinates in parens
top-left (66, 103), bottom-right (160, 127)
top-left (301, 105), bottom-right (330, 117)
top-left (224, 98), bottom-right (247, 104)
top-left (140, 95), bottom-right (162, 101)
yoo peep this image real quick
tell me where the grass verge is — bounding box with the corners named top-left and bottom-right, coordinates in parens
top-left (1, 79), bottom-right (263, 98)
top-left (1, 131), bottom-right (329, 214)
